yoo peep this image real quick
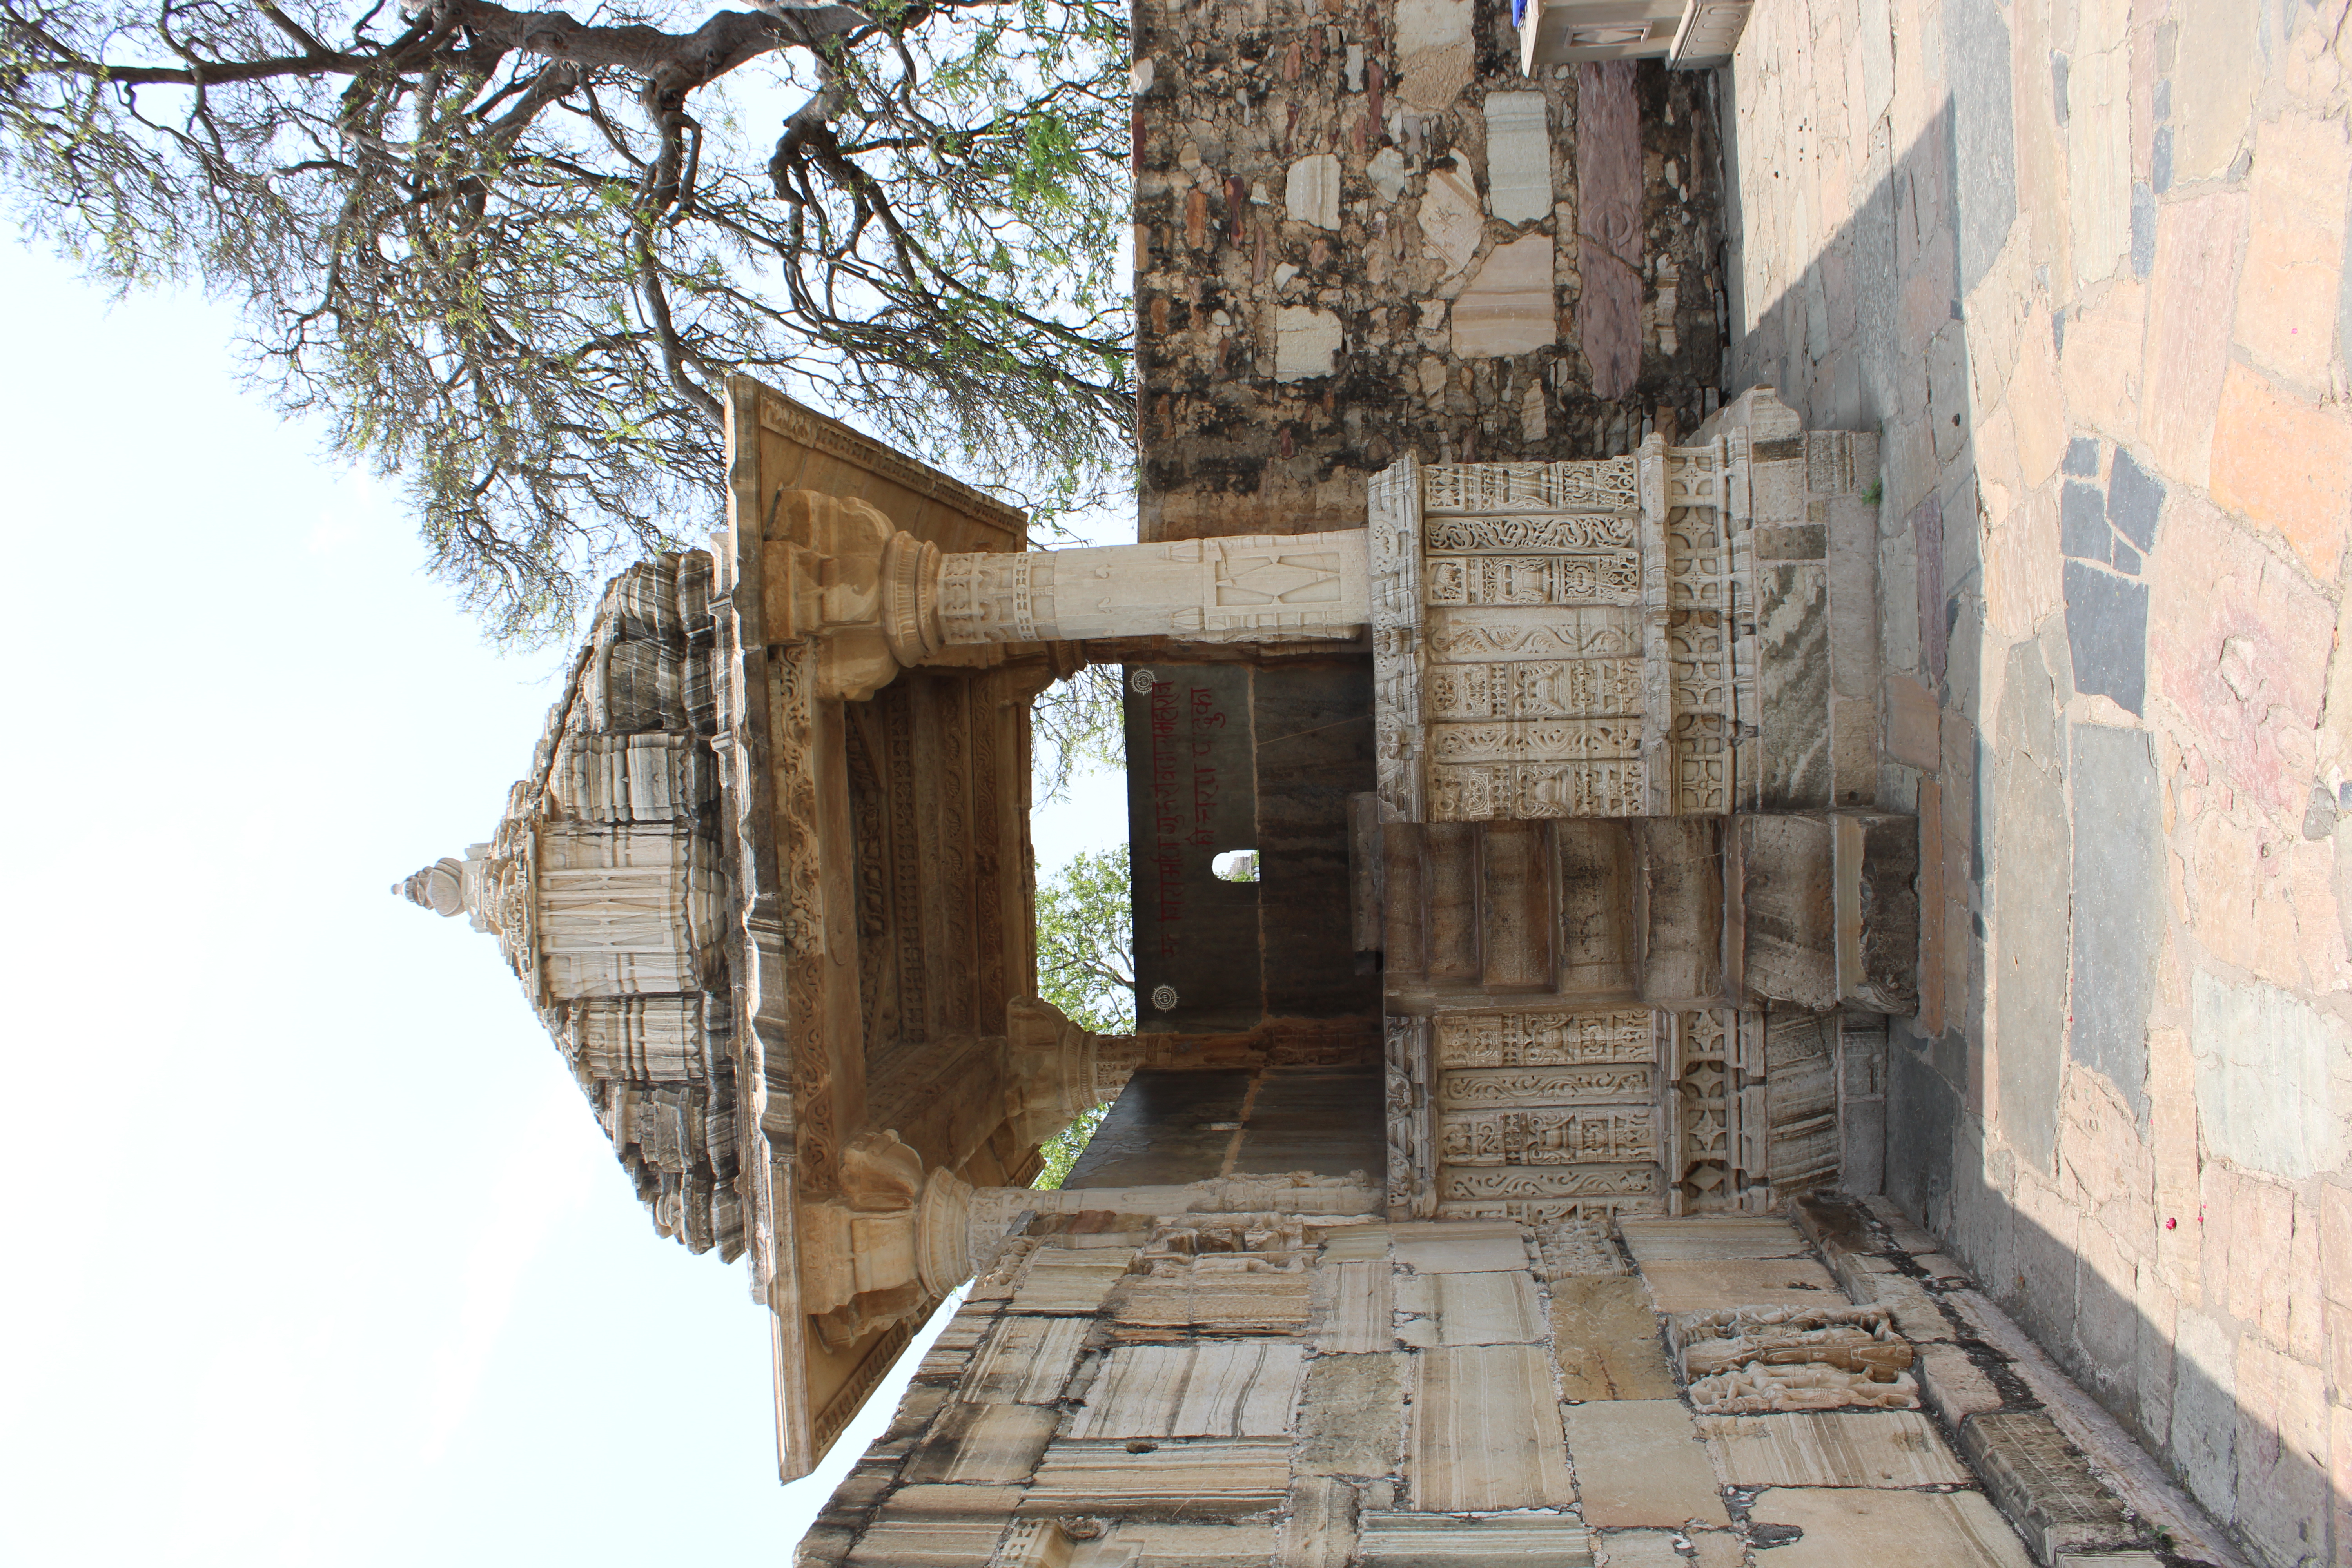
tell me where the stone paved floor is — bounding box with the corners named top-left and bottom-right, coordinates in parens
top-left (1578, 1211), bottom-right (2043, 1568)
top-left (1720, 3), bottom-right (2352, 1564)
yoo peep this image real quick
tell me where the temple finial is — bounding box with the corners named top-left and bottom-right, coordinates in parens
top-left (396, 858), bottom-right (467, 918)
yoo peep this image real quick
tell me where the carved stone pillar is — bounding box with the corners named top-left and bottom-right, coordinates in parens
top-left (763, 491), bottom-right (1373, 699)
top-left (1003, 998), bottom-right (1124, 1146)
top-left (934, 531), bottom-right (1372, 646)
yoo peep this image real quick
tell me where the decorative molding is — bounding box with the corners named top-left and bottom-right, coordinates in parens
top-left (753, 384), bottom-right (1025, 537)
top-left (1419, 456), bottom-right (1639, 514)
top-left (1367, 457), bottom-right (1426, 818)
top-left (1383, 1014), bottom-right (1434, 1219)
top-left (810, 1314), bottom-right (921, 1456)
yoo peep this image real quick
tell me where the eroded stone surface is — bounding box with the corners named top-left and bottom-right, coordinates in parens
top-left (1564, 1399), bottom-right (1732, 1528)
top-left (1637, 1257), bottom-right (1845, 1314)
top-left (1697, 1410), bottom-right (1970, 1488)
top-left (1550, 1276), bottom-right (1681, 1402)
top-left (1744, 1488), bottom-right (2036, 1568)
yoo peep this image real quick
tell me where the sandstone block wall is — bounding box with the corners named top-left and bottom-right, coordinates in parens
top-left (1133, 0), bottom-right (1729, 541)
top-left (1722, 2), bottom-right (2352, 1563)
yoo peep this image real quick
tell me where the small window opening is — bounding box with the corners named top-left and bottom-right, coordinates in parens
top-left (1211, 849), bottom-right (1260, 883)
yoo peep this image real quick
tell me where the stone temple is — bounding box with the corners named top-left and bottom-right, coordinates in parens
top-left (406, 2), bottom-right (2352, 1565)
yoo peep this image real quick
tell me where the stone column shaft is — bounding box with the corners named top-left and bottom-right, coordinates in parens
top-left (935, 530), bottom-right (1372, 645)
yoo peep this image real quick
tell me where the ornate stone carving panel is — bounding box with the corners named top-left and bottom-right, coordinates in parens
top-left (1372, 424), bottom-right (1785, 821)
top-left (1435, 1008), bottom-right (1653, 1067)
top-left (1406, 1005), bottom-right (1787, 1223)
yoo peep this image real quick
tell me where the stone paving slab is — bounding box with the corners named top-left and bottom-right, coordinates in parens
top-left (1635, 1256), bottom-right (1846, 1313)
top-left (1562, 1398), bottom-right (1732, 1528)
top-left (1617, 1216), bottom-right (1813, 1262)
top-left (1696, 1409), bottom-right (1972, 1488)
top-left (1395, 1269), bottom-right (1548, 1347)
top-left (1550, 1275), bottom-right (1681, 1401)
top-left (1743, 1488), bottom-right (2037, 1568)
top-left (1390, 1222), bottom-right (1528, 1274)
top-left (1408, 1345), bottom-right (1577, 1511)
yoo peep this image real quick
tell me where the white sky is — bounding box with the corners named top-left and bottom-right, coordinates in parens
top-left (0, 240), bottom-right (1129, 1566)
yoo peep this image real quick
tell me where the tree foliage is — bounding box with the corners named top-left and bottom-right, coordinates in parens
top-left (1029, 839), bottom-right (1128, 1188)
top-left (1034, 840), bottom-right (1130, 1033)
top-left (0, 0), bottom-right (1134, 639)
top-left (1029, 659), bottom-right (1123, 805)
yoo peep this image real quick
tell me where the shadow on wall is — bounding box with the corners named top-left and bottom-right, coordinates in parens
top-left (1718, 39), bottom-right (2339, 1568)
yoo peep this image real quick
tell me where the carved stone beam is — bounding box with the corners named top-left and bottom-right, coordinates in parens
top-left (1004, 1005), bottom-right (1384, 1147)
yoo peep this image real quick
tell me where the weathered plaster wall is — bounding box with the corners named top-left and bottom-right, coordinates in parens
top-left (1132, 0), bottom-right (1728, 541)
top-left (1725, 1), bottom-right (2352, 1563)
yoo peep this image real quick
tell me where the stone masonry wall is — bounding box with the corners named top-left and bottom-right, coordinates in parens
top-left (1722, 2), bottom-right (2352, 1564)
top-left (1132, 0), bottom-right (1729, 541)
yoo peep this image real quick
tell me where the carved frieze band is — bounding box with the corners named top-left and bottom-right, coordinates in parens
top-left (1407, 1006), bottom-right (1779, 1222)
top-left (1421, 456), bottom-right (1640, 515)
top-left (768, 642), bottom-right (838, 1197)
top-left (1435, 1008), bottom-right (1653, 1067)
top-left (1381, 437), bottom-right (1768, 821)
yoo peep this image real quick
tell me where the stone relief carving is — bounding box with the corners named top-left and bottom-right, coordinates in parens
top-left (1384, 1014), bottom-right (1435, 1219)
top-left (1674, 1301), bottom-right (1920, 1412)
top-left (1367, 457), bottom-right (1426, 819)
top-left (1437, 1165), bottom-right (1660, 1200)
top-left (1419, 456), bottom-right (1639, 514)
top-left (1408, 1004), bottom-right (1792, 1225)
top-left (1686, 1363), bottom-right (1921, 1413)
top-left (1437, 1066), bottom-right (1657, 1105)
top-left (1436, 1009), bottom-right (1656, 1067)
top-left (1425, 552), bottom-right (1642, 606)
top-left (1372, 424), bottom-right (1784, 822)
top-left (1423, 514), bottom-right (1640, 553)
top-left (1664, 1007), bottom-right (1771, 1214)
top-left (1437, 1105), bottom-right (1660, 1165)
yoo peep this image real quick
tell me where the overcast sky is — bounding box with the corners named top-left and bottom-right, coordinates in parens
top-left (0, 240), bottom-right (1127, 1566)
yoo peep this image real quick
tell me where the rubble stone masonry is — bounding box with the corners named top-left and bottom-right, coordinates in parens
top-left (1132, 0), bottom-right (1730, 540)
